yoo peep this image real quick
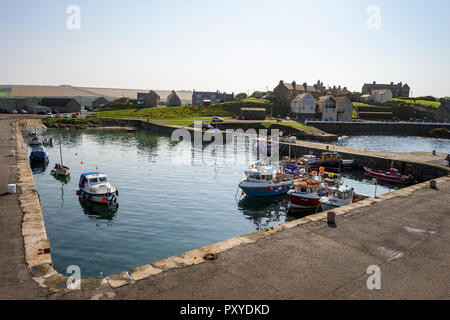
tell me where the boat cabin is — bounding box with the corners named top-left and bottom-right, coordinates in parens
top-left (327, 186), bottom-right (353, 200)
top-left (245, 170), bottom-right (274, 182)
top-left (79, 172), bottom-right (108, 189)
top-left (321, 152), bottom-right (342, 162)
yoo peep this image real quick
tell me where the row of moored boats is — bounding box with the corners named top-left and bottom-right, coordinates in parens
top-left (238, 152), bottom-right (413, 211)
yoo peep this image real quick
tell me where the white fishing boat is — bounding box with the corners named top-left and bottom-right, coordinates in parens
top-left (76, 172), bottom-right (119, 205)
top-left (320, 185), bottom-right (356, 211)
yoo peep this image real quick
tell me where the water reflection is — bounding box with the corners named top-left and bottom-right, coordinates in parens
top-left (238, 196), bottom-right (287, 230)
top-left (30, 162), bottom-right (48, 174)
top-left (79, 198), bottom-right (119, 220)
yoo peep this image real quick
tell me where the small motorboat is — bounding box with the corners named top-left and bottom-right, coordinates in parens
top-left (320, 185), bottom-right (356, 211)
top-left (288, 178), bottom-right (324, 209)
top-left (239, 162), bottom-right (297, 197)
top-left (29, 147), bottom-right (49, 163)
top-left (363, 167), bottom-right (412, 184)
top-left (28, 131), bottom-right (43, 146)
top-left (76, 172), bottom-right (119, 205)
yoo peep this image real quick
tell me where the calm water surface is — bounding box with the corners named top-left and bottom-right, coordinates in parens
top-left (28, 129), bottom-right (397, 278)
top-left (332, 136), bottom-right (450, 154)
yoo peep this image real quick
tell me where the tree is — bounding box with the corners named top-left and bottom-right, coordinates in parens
top-left (235, 93), bottom-right (247, 101)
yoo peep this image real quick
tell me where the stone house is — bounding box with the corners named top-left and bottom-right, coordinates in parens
top-left (273, 80), bottom-right (326, 106)
top-left (40, 98), bottom-right (81, 113)
top-left (362, 81), bottom-right (410, 98)
top-left (316, 95), bottom-right (338, 121)
top-left (166, 90), bottom-right (181, 107)
top-left (372, 89), bottom-right (393, 104)
top-left (290, 93), bottom-right (317, 120)
top-left (335, 96), bottom-right (353, 121)
top-left (192, 90), bottom-right (234, 105)
top-left (142, 90), bottom-right (161, 108)
top-left (434, 101), bottom-right (450, 122)
top-left (0, 98), bottom-right (40, 112)
top-left (92, 97), bottom-right (109, 108)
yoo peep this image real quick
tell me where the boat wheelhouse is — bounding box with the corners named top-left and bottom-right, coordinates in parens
top-left (320, 185), bottom-right (355, 211)
top-left (239, 163), bottom-right (297, 197)
top-left (76, 172), bottom-right (118, 205)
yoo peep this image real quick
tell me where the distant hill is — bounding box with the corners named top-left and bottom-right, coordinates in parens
top-left (0, 85), bottom-right (193, 105)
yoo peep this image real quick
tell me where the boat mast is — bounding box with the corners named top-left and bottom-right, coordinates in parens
top-left (59, 137), bottom-right (63, 166)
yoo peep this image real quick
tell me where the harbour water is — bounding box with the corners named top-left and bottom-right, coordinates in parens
top-left (333, 136), bottom-right (450, 154)
top-left (27, 129), bottom-right (400, 278)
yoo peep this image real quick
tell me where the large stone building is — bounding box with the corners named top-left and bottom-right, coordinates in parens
top-left (0, 98), bottom-right (41, 112)
top-left (290, 93), bottom-right (317, 120)
top-left (192, 90), bottom-right (234, 105)
top-left (40, 98), bottom-right (81, 113)
top-left (362, 81), bottom-right (410, 98)
top-left (273, 80), bottom-right (327, 106)
top-left (166, 90), bottom-right (181, 107)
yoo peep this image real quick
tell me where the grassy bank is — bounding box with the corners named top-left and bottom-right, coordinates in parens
top-left (98, 98), bottom-right (288, 120)
top-left (393, 98), bottom-right (441, 108)
top-left (42, 117), bottom-right (125, 128)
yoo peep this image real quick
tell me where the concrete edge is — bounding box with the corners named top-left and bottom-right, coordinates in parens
top-left (14, 120), bottom-right (450, 294)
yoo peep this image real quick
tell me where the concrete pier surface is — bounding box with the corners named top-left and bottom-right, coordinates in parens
top-left (0, 117), bottom-right (48, 299)
top-left (1, 115), bottom-right (449, 300)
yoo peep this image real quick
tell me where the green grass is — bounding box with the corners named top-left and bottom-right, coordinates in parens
top-left (261, 121), bottom-right (315, 132)
top-left (98, 99), bottom-right (281, 120)
top-left (353, 102), bottom-right (391, 108)
top-left (393, 98), bottom-right (441, 108)
top-left (164, 120), bottom-right (195, 127)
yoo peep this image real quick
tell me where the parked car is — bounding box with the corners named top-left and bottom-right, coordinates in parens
top-left (8, 109), bottom-right (18, 114)
top-left (0, 108), bottom-right (8, 114)
top-left (55, 114), bottom-right (62, 118)
top-left (19, 109), bottom-right (28, 114)
top-left (86, 113), bottom-right (98, 117)
top-left (211, 116), bottom-right (224, 122)
top-left (72, 113), bottom-right (77, 118)
top-left (63, 114), bottom-right (70, 118)
top-left (46, 113), bottom-right (53, 118)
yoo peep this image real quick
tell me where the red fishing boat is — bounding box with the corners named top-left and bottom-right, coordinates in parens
top-left (288, 178), bottom-right (323, 209)
top-left (363, 167), bottom-right (412, 184)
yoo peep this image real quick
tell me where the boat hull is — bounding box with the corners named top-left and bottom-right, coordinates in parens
top-left (289, 193), bottom-right (321, 209)
top-left (240, 181), bottom-right (294, 197)
top-left (77, 189), bottom-right (118, 205)
top-left (364, 167), bottom-right (411, 184)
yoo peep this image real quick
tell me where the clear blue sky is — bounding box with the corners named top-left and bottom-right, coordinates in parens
top-left (1, 0), bottom-right (449, 97)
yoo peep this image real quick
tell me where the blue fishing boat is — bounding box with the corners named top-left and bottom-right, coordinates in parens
top-left (239, 162), bottom-right (298, 197)
top-left (29, 147), bottom-right (49, 163)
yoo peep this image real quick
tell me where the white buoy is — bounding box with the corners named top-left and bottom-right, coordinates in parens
top-left (10, 150), bottom-right (15, 157)
top-left (8, 184), bottom-right (16, 194)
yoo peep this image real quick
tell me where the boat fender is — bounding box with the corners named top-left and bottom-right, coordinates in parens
top-left (116, 190), bottom-right (119, 196)
top-left (76, 190), bottom-right (80, 196)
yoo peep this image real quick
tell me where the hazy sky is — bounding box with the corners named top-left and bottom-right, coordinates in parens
top-left (1, 0), bottom-right (449, 97)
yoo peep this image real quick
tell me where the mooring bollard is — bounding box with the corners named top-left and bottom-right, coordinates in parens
top-left (8, 184), bottom-right (16, 194)
top-left (432, 150), bottom-right (436, 156)
top-left (430, 180), bottom-right (437, 189)
top-left (10, 150), bottom-right (15, 157)
top-left (327, 211), bottom-right (336, 225)
top-left (11, 135), bottom-right (16, 140)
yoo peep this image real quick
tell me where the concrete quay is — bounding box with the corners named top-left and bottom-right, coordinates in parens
top-left (1, 115), bottom-right (449, 300)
